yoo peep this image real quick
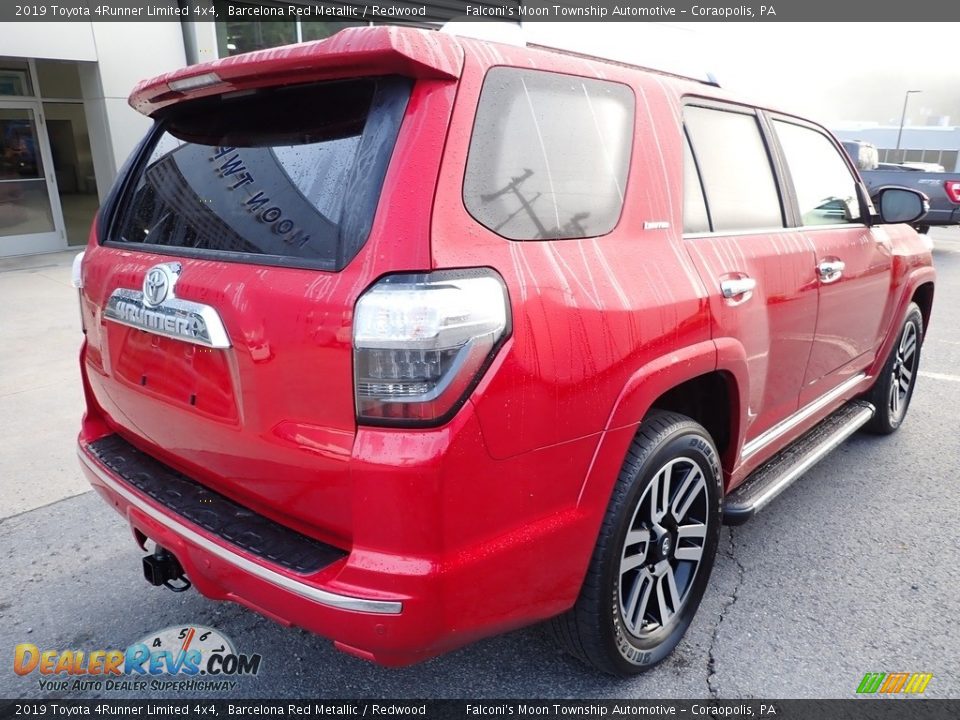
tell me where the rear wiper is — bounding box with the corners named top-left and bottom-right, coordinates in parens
top-left (141, 211), bottom-right (173, 244)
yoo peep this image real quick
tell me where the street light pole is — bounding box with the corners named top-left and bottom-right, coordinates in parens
top-left (895, 90), bottom-right (921, 164)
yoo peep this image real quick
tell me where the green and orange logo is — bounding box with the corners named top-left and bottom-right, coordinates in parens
top-left (856, 672), bottom-right (933, 695)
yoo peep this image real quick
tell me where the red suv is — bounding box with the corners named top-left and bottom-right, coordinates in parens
top-left (74, 26), bottom-right (935, 676)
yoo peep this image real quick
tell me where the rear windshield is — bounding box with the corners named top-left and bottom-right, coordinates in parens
top-left (108, 77), bottom-right (410, 271)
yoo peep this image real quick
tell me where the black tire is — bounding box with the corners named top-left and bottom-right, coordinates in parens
top-left (864, 303), bottom-right (924, 435)
top-left (548, 411), bottom-right (722, 676)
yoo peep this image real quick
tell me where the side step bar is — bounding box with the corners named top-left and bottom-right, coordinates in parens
top-left (723, 401), bottom-right (875, 525)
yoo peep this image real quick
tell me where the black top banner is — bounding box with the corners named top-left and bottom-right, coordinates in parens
top-left (1, 0), bottom-right (958, 22)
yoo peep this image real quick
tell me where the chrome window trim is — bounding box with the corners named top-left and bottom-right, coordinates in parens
top-left (78, 445), bottom-right (403, 615)
top-left (739, 372), bottom-right (867, 462)
top-left (683, 223), bottom-right (869, 240)
top-left (794, 223), bottom-right (870, 232)
top-left (683, 226), bottom-right (790, 239)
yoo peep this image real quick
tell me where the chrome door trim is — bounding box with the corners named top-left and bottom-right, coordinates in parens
top-left (683, 223), bottom-right (868, 240)
top-left (739, 372), bottom-right (867, 462)
top-left (741, 405), bottom-right (874, 516)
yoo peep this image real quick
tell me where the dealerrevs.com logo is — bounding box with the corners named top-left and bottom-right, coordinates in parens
top-left (14, 625), bottom-right (262, 693)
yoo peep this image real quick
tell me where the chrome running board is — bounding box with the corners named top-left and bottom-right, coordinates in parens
top-left (723, 401), bottom-right (875, 525)
top-left (740, 372), bottom-right (866, 461)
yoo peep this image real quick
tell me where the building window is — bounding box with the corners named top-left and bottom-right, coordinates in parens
top-left (876, 148), bottom-right (959, 170)
top-left (213, 1), bottom-right (297, 55)
top-left (0, 59), bottom-right (33, 97)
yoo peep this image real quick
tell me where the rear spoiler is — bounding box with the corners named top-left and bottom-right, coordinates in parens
top-left (130, 26), bottom-right (464, 117)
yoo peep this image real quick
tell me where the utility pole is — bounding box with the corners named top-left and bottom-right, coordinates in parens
top-left (895, 90), bottom-right (921, 164)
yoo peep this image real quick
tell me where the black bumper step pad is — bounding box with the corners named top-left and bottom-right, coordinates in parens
top-left (87, 434), bottom-right (347, 575)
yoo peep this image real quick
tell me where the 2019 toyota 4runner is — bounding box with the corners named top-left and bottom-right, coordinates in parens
top-left (73, 26), bottom-right (935, 675)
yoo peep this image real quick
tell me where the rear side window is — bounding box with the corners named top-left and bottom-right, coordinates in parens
top-left (684, 105), bottom-right (784, 233)
top-left (109, 77), bottom-right (410, 271)
top-left (464, 68), bottom-right (634, 241)
top-left (773, 120), bottom-right (862, 225)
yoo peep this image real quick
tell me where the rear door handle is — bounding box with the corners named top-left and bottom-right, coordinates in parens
top-left (817, 260), bottom-right (845, 283)
top-left (720, 277), bottom-right (757, 300)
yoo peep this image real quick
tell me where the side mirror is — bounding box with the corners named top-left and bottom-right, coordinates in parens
top-left (875, 187), bottom-right (929, 225)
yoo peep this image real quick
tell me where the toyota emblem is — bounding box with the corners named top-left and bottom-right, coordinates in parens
top-left (142, 263), bottom-right (181, 308)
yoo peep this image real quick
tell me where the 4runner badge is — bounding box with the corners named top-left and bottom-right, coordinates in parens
top-left (103, 264), bottom-right (231, 349)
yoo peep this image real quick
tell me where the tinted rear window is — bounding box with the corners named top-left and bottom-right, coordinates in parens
top-left (464, 68), bottom-right (634, 241)
top-left (109, 77), bottom-right (410, 271)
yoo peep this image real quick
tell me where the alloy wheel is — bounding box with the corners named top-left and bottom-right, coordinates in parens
top-left (889, 321), bottom-right (918, 421)
top-left (618, 457), bottom-right (710, 637)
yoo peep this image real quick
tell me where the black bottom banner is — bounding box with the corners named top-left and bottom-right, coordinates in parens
top-left (2, 700), bottom-right (959, 720)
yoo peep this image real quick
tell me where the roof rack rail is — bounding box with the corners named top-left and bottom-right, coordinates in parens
top-left (441, 20), bottom-right (720, 87)
top-left (525, 23), bottom-right (720, 86)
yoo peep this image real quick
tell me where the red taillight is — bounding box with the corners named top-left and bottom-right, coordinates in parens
top-left (945, 180), bottom-right (960, 204)
top-left (353, 269), bottom-right (511, 427)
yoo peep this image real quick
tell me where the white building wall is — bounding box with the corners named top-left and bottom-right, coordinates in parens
top-left (82, 23), bottom-right (189, 199)
top-left (182, 6), bottom-right (220, 65)
top-left (0, 22), bottom-right (97, 61)
top-left (1, 21), bottom-right (188, 201)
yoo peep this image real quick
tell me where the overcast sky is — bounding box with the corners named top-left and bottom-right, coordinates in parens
top-left (522, 23), bottom-right (959, 127)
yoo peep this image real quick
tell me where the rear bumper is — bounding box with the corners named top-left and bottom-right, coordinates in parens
top-left (78, 437), bottom-right (448, 666)
top-left (78, 416), bottom-right (603, 665)
top-left (78, 442), bottom-right (399, 615)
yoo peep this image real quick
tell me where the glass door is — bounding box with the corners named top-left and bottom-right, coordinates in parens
top-left (0, 100), bottom-right (65, 255)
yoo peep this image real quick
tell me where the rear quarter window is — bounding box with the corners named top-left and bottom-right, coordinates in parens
top-left (108, 77), bottom-right (410, 271)
top-left (463, 67), bottom-right (634, 241)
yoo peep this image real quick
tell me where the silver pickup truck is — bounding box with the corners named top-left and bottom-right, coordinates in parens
top-left (843, 140), bottom-right (960, 232)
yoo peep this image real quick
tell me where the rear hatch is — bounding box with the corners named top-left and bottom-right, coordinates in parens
top-left (79, 28), bottom-right (462, 545)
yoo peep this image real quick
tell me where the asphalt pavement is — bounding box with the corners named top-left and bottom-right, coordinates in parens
top-left (2, 230), bottom-right (959, 700)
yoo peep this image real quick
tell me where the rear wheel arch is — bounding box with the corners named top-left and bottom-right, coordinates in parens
top-left (868, 266), bottom-right (934, 382)
top-left (600, 341), bottom-right (746, 488)
top-left (647, 371), bottom-right (740, 477)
